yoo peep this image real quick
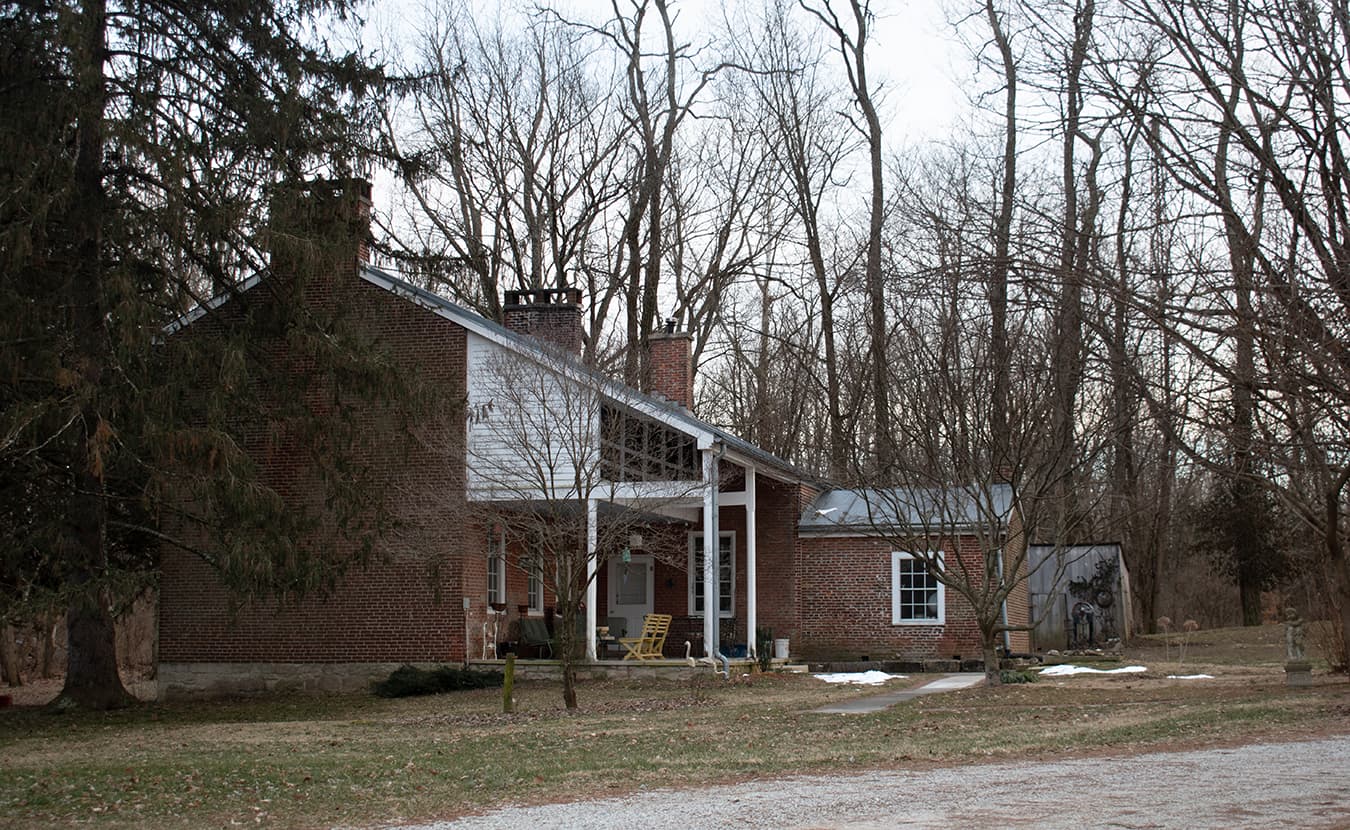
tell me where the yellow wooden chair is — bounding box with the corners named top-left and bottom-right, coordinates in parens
top-left (619, 613), bottom-right (672, 660)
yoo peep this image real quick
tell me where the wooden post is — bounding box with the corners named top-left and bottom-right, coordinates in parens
top-left (502, 654), bottom-right (516, 713)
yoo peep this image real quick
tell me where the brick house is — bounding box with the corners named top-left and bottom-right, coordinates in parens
top-left (156, 183), bottom-right (1029, 696)
top-left (796, 486), bottom-right (1030, 662)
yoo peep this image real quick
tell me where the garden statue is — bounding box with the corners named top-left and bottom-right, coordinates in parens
top-left (1284, 607), bottom-right (1312, 687)
top-left (1284, 607), bottom-right (1306, 662)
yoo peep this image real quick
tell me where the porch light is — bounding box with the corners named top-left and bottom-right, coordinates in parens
top-left (629, 533), bottom-right (644, 550)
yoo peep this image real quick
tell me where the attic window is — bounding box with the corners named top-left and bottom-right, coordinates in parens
top-left (601, 403), bottom-right (699, 481)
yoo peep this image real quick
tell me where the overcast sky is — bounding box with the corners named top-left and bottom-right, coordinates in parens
top-left (364, 0), bottom-right (976, 144)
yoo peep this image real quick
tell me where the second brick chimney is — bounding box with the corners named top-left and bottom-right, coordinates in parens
top-left (647, 317), bottom-right (693, 410)
top-left (502, 287), bottom-right (584, 354)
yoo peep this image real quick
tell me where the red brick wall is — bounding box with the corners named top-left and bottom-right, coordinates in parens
top-left (795, 534), bottom-right (996, 661)
top-left (647, 332), bottom-right (692, 409)
top-left (754, 477), bottom-right (800, 641)
top-left (160, 267), bottom-right (471, 664)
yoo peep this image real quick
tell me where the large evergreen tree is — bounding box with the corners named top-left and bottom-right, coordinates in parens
top-left (0, 0), bottom-right (391, 709)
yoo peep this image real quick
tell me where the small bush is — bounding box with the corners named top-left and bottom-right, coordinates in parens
top-left (372, 665), bottom-right (505, 698)
top-left (755, 626), bottom-right (774, 672)
top-left (1000, 669), bottom-right (1039, 684)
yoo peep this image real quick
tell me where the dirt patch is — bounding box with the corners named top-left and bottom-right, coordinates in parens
top-left (1, 675), bottom-right (157, 708)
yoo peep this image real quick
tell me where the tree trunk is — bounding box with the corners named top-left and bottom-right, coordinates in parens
top-left (56, 593), bottom-right (133, 710)
top-left (1326, 477), bottom-right (1350, 672)
top-left (0, 625), bottom-right (21, 687)
top-left (1238, 575), bottom-right (1262, 627)
top-left (53, 0), bottom-right (133, 712)
top-left (560, 619), bottom-right (578, 709)
top-left (1336, 582), bottom-right (1350, 672)
top-left (985, 0), bottom-right (1016, 468)
top-left (981, 630), bottom-right (1002, 686)
top-left (1135, 562), bottom-right (1160, 635)
top-left (40, 613), bottom-right (59, 679)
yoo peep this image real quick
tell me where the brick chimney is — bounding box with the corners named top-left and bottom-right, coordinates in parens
top-left (269, 178), bottom-right (372, 293)
top-left (647, 317), bottom-right (693, 410)
top-left (502, 287), bottom-right (584, 354)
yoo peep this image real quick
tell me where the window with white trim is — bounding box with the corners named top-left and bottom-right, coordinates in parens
top-left (527, 565), bottom-right (544, 615)
top-left (689, 532), bottom-right (734, 617)
top-left (487, 532), bottom-right (506, 606)
top-left (892, 552), bottom-right (944, 624)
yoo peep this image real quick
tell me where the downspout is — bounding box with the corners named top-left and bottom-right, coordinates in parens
top-left (997, 547), bottom-right (1012, 655)
top-left (710, 442), bottom-right (727, 665)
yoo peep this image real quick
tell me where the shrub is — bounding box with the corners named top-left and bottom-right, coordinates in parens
top-left (372, 665), bottom-right (505, 698)
top-left (999, 669), bottom-right (1039, 684)
top-left (755, 626), bottom-right (774, 672)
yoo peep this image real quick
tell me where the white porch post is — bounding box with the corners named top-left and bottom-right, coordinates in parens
top-left (745, 465), bottom-right (757, 659)
top-left (702, 449), bottom-right (718, 659)
top-left (586, 497), bottom-right (598, 661)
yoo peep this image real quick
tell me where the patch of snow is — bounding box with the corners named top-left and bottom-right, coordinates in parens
top-left (1166, 674), bottom-right (1214, 680)
top-left (1039, 664), bottom-right (1147, 677)
top-left (813, 671), bottom-right (906, 685)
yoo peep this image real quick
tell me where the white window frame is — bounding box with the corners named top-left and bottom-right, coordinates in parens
top-left (892, 551), bottom-right (945, 625)
top-left (688, 531), bottom-right (735, 618)
top-left (487, 532), bottom-right (506, 606)
top-left (526, 564), bottom-right (544, 615)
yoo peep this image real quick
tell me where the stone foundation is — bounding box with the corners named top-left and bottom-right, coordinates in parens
top-left (465, 658), bottom-right (762, 681)
top-left (158, 661), bottom-right (455, 699)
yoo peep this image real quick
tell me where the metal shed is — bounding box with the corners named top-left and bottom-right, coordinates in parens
top-left (1027, 543), bottom-right (1133, 650)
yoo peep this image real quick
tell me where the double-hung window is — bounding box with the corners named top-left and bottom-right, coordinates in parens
top-left (689, 532), bottom-right (734, 617)
top-left (892, 551), bottom-right (944, 624)
top-left (487, 532), bottom-right (506, 606)
top-left (527, 565), bottom-right (544, 615)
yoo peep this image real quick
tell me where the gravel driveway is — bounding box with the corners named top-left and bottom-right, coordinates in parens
top-left (395, 735), bottom-right (1350, 829)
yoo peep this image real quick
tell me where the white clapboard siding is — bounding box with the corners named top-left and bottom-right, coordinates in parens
top-left (465, 332), bottom-right (600, 501)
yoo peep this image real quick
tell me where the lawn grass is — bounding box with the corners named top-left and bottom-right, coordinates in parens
top-left (2, 644), bottom-right (1348, 828)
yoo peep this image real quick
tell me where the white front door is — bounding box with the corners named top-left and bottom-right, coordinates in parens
top-left (608, 555), bottom-right (653, 640)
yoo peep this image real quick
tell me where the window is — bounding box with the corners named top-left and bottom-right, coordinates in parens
top-left (527, 565), bottom-right (544, 615)
top-left (487, 532), bottom-right (506, 606)
top-left (689, 532), bottom-right (734, 617)
top-left (600, 403), bottom-right (700, 481)
top-left (892, 552), bottom-right (944, 624)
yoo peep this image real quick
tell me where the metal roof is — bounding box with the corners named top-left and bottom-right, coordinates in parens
top-left (799, 483), bottom-right (1015, 534)
top-left (359, 266), bottom-right (814, 483)
top-left (165, 262), bottom-right (816, 483)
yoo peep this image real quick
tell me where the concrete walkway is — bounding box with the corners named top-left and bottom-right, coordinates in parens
top-left (810, 672), bottom-right (985, 714)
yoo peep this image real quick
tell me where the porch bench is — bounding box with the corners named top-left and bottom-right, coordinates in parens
top-left (667, 616), bottom-right (743, 658)
top-left (518, 617), bottom-right (553, 658)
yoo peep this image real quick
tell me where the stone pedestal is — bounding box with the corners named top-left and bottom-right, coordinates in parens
top-left (1285, 660), bottom-right (1313, 687)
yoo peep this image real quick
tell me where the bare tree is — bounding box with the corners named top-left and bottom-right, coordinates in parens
top-left (799, 0), bottom-right (894, 470)
top-left (388, 2), bottom-right (626, 339)
top-left (734, 0), bottom-right (862, 475)
top-left (1100, 0), bottom-right (1350, 657)
top-left (466, 346), bottom-right (701, 707)
top-left (983, 0), bottom-right (1020, 471)
top-left (842, 266), bottom-right (1083, 684)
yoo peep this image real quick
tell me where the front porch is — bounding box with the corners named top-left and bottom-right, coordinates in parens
top-left (471, 447), bottom-right (803, 667)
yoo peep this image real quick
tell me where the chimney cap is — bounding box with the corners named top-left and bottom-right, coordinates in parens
top-left (503, 287), bottom-right (581, 308)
